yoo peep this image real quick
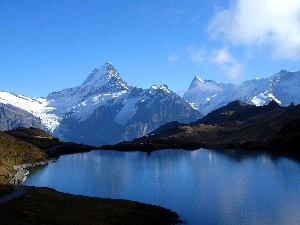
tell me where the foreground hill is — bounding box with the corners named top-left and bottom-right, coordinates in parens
top-left (0, 130), bottom-right (47, 184)
top-left (0, 127), bottom-right (99, 184)
top-left (102, 101), bottom-right (300, 159)
top-left (0, 186), bottom-right (182, 225)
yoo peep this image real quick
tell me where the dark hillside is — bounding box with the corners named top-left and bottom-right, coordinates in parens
top-left (198, 100), bottom-right (281, 125)
top-left (102, 102), bottom-right (300, 159)
top-left (6, 127), bottom-right (99, 156)
top-left (6, 127), bottom-right (61, 150)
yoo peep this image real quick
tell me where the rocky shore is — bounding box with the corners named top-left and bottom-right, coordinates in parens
top-left (9, 159), bottom-right (57, 185)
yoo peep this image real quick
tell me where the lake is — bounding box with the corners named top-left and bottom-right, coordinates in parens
top-left (25, 149), bottom-right (300, 225)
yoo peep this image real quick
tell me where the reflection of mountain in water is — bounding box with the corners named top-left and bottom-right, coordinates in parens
top-left (210, 149), bottom-right (284, 163)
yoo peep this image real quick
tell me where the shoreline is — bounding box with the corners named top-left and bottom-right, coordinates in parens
top-left (8, 159), bottom-right (58, 185)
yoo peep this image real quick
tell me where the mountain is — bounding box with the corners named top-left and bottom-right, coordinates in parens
top-left (1, 64), bottom-right (299, 146)
top-left (183, 70), bottom-right (300, 115)
top-left (0, 62), bottom-right (202, 146)
top-left (52, 83), bottom-right (202, 146)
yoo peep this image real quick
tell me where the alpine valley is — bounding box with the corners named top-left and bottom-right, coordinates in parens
top-left (0, 62), bottom-right (299, 146)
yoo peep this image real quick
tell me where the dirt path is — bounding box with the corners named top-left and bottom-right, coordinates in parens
top-left (0, 159), bottom-right (57, 205)
top-left (0, 185), bottom-right (26, 204)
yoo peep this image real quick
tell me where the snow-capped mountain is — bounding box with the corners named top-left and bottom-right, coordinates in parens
top-left (56, 83), bottom-right (202, 145)
top-left (2, 63), bottom-right (298, 146)
top-left (46, 62), bottom-right (131, 122)
top-left (0, 62), bottom-right (202, 145)
top-left (183, 70), bottom-right (300, 115)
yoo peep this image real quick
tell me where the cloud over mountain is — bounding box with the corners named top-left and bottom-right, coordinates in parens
top-left (208, 0), bottom-right (300, 60)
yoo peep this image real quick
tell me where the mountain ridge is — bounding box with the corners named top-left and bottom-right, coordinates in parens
top-left (0, 63), bottom-right (299, 146)
top-left (183, 69), bottom-right (300, 115)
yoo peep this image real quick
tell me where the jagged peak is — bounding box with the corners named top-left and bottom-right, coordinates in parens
top-left (192, 75), bottom-right (204, 84)
top-left (150, 85), bottom-right (158, 90)
top-left (83, 62), bottom-right (120, 85)
top-left (148, 85), bottom-right (171, 94)
top-left (81, 62), bottom-right (130, 92)
top-left (159, 84), bottom-right (171, 93)
top-left (188, 75), bottom-right (216, 90)
top-left (272, 69), bottom-right (300, 77)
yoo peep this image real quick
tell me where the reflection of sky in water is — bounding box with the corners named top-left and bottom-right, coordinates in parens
top-left (26, 149), bottom-right (300, 225)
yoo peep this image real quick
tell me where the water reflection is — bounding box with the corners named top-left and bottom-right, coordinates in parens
top-left (26, 149), bottom-right (300, 225)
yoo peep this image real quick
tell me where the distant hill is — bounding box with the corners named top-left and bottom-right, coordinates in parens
top-left (196, 100), bottom-right (282, 125)
top-left (6, 127), bottom-right (61, 150)
top-left (102, 101), bottom-right (300, 160)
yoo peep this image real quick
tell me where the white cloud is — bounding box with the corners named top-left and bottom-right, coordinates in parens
top-left (187, 46), bottom-right (205, 62)
top-left (208, 0), bottom-right (300, 60)
top-left (209, 48), bottom-right (233, 64)
top-left (209, 48), bottom-right (244, 79)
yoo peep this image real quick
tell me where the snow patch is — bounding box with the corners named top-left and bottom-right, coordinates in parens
top-left (115, 98), bottom-right (139, 125)
top-left (0, 91), bottom-right (59, 131)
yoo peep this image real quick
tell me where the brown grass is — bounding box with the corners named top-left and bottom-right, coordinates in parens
top-left (0, 186), bottom-right (182, 225)
top-left (0, 131), bottom-right (46, 184)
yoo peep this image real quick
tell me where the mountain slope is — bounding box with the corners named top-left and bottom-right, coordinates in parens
top-left (56, 85), bottom-right (202, 145)
top-left (0, 91), bottom-right (58, 131)
top-left (183, 70), bottom-right (300, 115)
top-left (46, 62), bottom-right (131, 122)
top-left (0, 103), bottom-right (45, 131)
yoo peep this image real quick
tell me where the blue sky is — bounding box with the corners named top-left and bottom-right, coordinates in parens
top-left (1, 0), bottom-right (299, 97)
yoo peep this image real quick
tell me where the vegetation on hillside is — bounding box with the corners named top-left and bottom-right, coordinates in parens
top-left (0, 130), bottom-right (46, 184)
top-left (0, 127), bottom-right (100, 184)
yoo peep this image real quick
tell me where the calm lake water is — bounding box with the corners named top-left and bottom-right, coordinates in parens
top-left (25, 149), bottom-right (300, 225)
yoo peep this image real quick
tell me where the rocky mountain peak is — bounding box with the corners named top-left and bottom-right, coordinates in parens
top-left (188, 75), bottom-right (204, 89)
top-left (81, 62), bottom-right (130, 92)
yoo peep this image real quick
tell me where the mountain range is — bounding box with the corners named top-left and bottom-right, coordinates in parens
top-left (0, 63), bottom-right (201, 145)
top-left (0, 63), bottom-right (299, 146)
top-left (183, 70), bottom-right (300, 115)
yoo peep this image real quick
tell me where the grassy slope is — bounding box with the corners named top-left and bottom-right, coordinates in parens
top-left (0, 186), bottom-right (181, 225)
top-left (0, 131), bottom-right (46, 184)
